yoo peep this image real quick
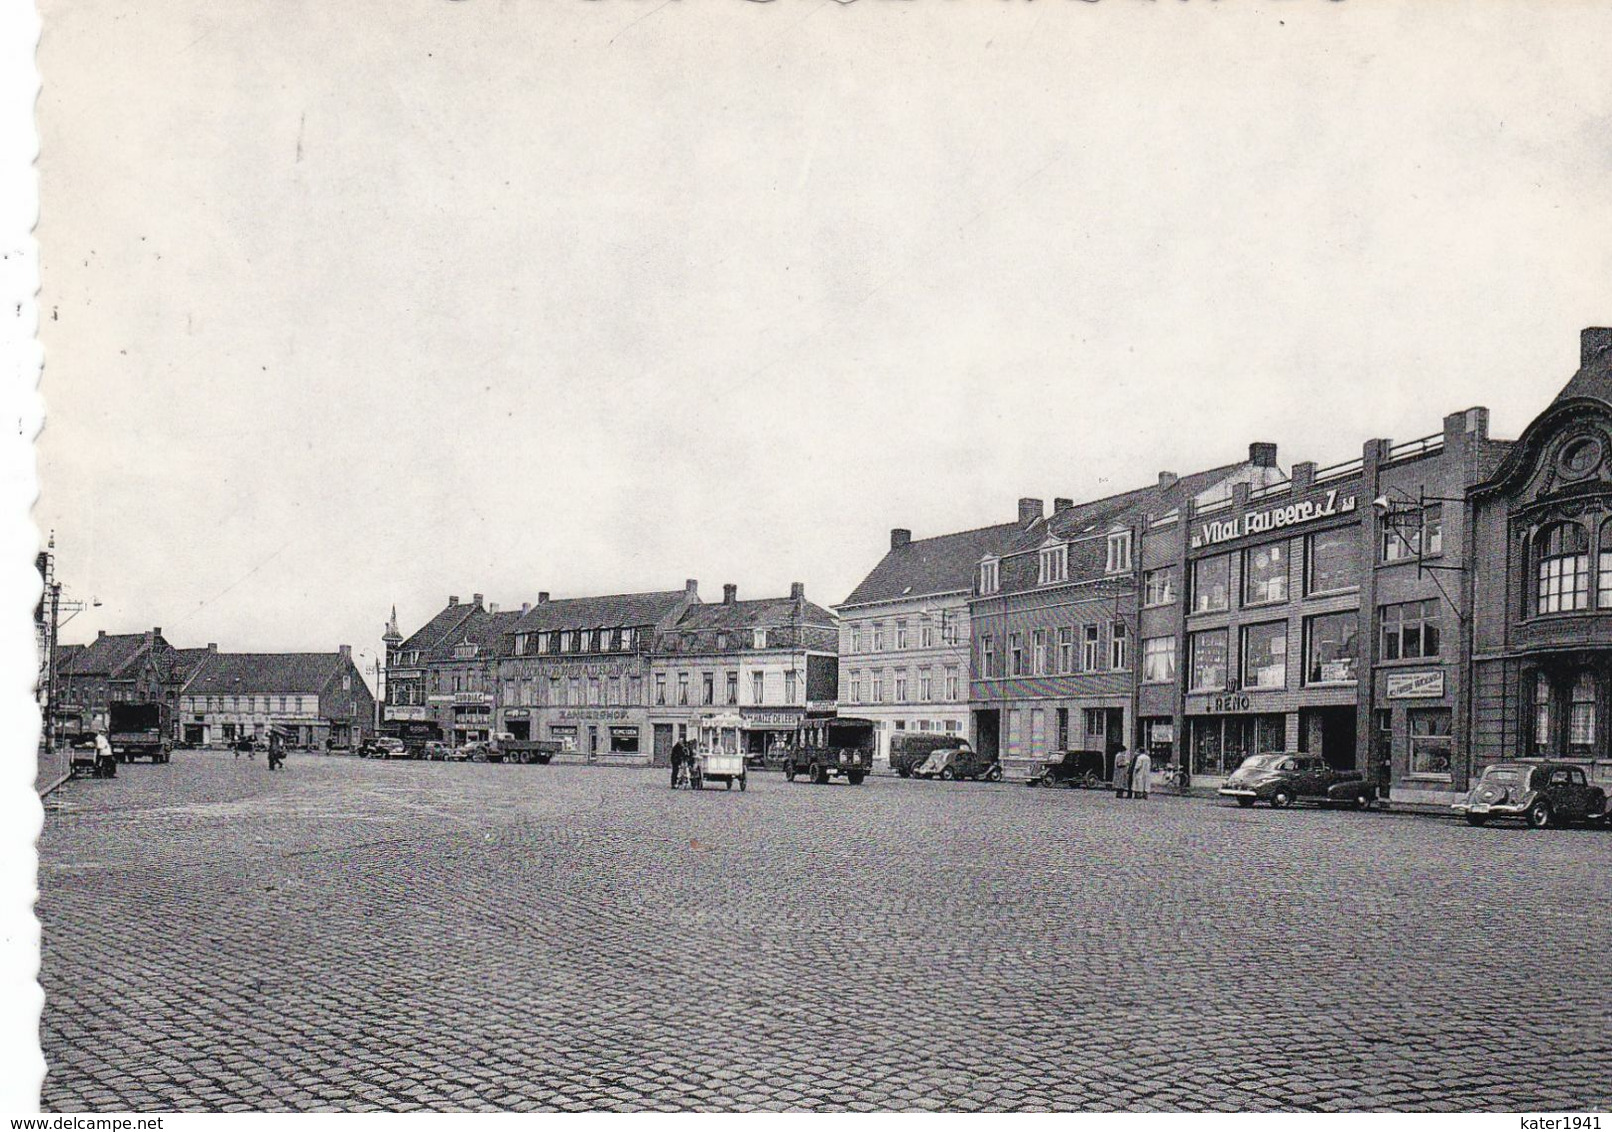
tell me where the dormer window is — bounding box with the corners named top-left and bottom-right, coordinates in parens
top-left (514, 633), bottom-right (529, 656)
top-left (753, 629), bottom-right (767, 649)
top-left (979, 557), bottom-right (1000, 595)
top-left (1106, 531), bottom-right (1133, 574)
top-left (1038, 542), bottom-right (1068, 585)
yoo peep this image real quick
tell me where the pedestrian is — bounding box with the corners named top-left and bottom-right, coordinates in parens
top-left (670, 738), bottom-right (687, 788)
top-left (268, 729), bottom-right (285, 772)
top-left (1130, 746), bottom-right (1152, 800)
top-left (1112, 747), bottom-right (1133, 799)
top-left (93, 730), bottom-right (116, 779)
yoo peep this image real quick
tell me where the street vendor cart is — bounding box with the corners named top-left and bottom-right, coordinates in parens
top-left (695, 714), bottom-right (748, 791)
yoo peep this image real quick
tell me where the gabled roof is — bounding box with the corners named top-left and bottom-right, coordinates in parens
top-left (431, 607), bottom-right (524, 661)
top-left (840, 522), bottom-right (1023, 607)
top-left (53, 643), bottom-right (85, 669)
top-left (1005, 462), bottom-right (1244, 556)
top-left (57, 632), bottom-right (164, 678)
top-left (672, 596), bottom-right (837, 632)
top-left (396, 602), bottom-right (481, 656)
top-left (168, 647), bottom-right (219, 683)
top-left (508, 590), bottom-right (692, 635)
top-left (183, 652), bottom-right (346, 696)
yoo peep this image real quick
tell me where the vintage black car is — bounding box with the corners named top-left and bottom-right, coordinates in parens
top-left (890, 733), bottom-right (967, 778)
top-left (911, 745), bottom-right (1003, 782)
top-left (1025, 749), bottom-right (1107, 789)
top-left (1217, 752), bottom-right (1376, 810)
top-left (1453, 761), bottom-right (1608, 828)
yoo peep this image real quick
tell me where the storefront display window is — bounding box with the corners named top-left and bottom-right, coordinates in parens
top-left (1305, 612), bottom-right (1358, 684)
top-left (1307, 527), bottom-right (1360, 595)
top-left (1192, 556), bottom-right (1230, 613)
top-left (1241, 622), bottom-right (1287, 689)
top-left (1189, 630), bottom-right (1228, 691)
top-left (550, 725), bottom-right (578, 752)
top-left (1190, 714), bottom-right (1284, 775)
top-left (1243, 544), bottom-right (1288, 606)
top-left (609, 727), bottom-right (640, 754)
top-left (1407, 708), bottom-right (1453, 777)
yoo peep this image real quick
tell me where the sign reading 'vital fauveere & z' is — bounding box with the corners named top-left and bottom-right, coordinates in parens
top-left (1194, 490), bottom-right (1358, 548)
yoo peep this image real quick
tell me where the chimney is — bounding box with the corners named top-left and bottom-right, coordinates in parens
top-left (1158, 472), bottom-right (1178, 490)
top-left (1018, 497), bottom-right (1044, 526)
top-left (1582, 327), bottom-right (1612, 366)
top-left (723, 584), bottom-right (737, 605)
top-left (1249, 443), bottom-right (1278, 469)
top-left (448, 595), bottom-right (459, 606)
top-left (790, 582), bottom-right (805, 601)
top-left (339, 644), bottom-right (351, 659)
top-left (537, 592), bottom-right (549, 604)
top-left (686, 579), bottom-right (699, 599)
top-left (98, 629), bottom-right (106, 638)
top-left (488, 602), bottom-right (499, 614)
top-left (472, 593), bottom-right (484, 609)
top-left (1053, 497), bottom-right (1074, 513)
top-left (520, 602), bottom-right (531, 615)
top-left (207, 643), bottom-right (218, 652)
top-left (153, 626), bottom-right (162, 637)
top-left (890, 528), bottom-right (912, 551)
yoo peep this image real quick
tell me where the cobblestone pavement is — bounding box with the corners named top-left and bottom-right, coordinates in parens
top-left (37, 751), bottom-right (1612, 1111)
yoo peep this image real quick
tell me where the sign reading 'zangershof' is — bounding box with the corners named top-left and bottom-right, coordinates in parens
top-left (1194, 491), bottom-right (1358, 549)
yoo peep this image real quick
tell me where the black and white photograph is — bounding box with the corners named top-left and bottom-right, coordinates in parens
top-left (6, 0), bottom-right (1612, 1117)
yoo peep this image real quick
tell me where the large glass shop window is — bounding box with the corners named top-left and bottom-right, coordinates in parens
top-left (1305, 612), bottom-right (1358, 684)
top-left (1408, 709), bottom-right (1454, 776)
top-left (1190, 630), bottom-right (1228, 691)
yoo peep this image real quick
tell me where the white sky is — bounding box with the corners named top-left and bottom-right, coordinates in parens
top-left (30, 0), bottom-right (1612, 668)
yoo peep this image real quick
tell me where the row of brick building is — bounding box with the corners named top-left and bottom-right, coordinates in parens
top-left (835, 327), bottom-right (1612, 805)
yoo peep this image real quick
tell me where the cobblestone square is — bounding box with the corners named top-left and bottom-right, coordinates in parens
top-left (36, 752), bottom-right (1612, 1111)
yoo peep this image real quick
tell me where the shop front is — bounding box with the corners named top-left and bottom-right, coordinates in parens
top-left (740, 708), bottom-right (806, 757)
top-left (451, 694), bottom-right (492, 745)
top-left (544, 707), bottom-right (649, 761)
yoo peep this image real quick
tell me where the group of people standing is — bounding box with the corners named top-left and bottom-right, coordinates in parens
top-left (1111, 747), bottom-right (1153, 799)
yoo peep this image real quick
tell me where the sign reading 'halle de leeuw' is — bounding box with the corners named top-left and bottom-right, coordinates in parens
top-left (1194, 491), bottom-right (1358, 549)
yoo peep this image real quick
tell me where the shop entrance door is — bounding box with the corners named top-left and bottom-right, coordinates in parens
top-left (653, 724), bottom-right (674, 766)
top-left (1303, 706), bottom-right (1358, 769)
top-left (973, 710), bottom-right (1000, 762)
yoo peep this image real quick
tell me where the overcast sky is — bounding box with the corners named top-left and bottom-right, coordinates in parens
top-left (31, 0), bottom-right (1612, 671)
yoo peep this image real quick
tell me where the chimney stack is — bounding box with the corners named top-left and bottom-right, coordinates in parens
top-left (472, 593), bottom-right (484, 608)
top-left (448, 595), bottom-right (459, 606)
top-left (207, 643), bottom-right (217, 652)
top-left (520, 602), bottom-right (531, 615)
top-left (98, 629), bottom-right (106, 638)
top-left (489, 602), bottom-right (499, 614)
top-left (1249, 443), bottom-right (1278, 469)
top-left (723, 584), bottom-right (737, 605)
top-left (339, 644), bottom-right (351, 659)
top-left (686, 579), bottom-right (699, 599)
top-left (890, 528), bottom-right (912, 551)
top-left (1018, 497), bottom-right (1044, 526)
top-left (1053, 497), bottom-right (1074, 513)
top-left (1158, 471), bottom-right (1179, 490)
top-left (790, 582), bottom-right (805, 601)
top-left (1582, 327), bottom-right (1612, 366)
top-left (537, 592), bottom-right (549, 604)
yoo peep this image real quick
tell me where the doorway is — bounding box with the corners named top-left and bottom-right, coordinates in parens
top-left (1302, 706), bottom-right (1358, 769)
top-left (973, 710), bottom-right (1001, 762)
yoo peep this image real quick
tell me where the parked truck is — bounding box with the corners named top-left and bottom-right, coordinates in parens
top-left (493, 734), bottom-right (562, 764)
top-left (109, 702), bottom-right (173, 764)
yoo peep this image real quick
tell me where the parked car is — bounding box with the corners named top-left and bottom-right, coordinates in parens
top-left (1026, 749), bottom-right (1108, 789)
top-left (1217, 753), bottom-right (1376, 810)
top-left (912, 745), bottom-right (1003, 782)
top-left (890, 733), bottom-right (967, 777)
top-left (421, 741), bottom-right (452, 762)
top-left (445, 743), bottom-right (475, 762)
top-left (1453, 761), bottom-right (1608, 828)
top-left (362, 736), bottom-right (408, 760)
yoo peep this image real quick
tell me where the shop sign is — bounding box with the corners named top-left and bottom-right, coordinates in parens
top-left (1194, 490), bottom-right (1358, 549)
top-left (743, 711), bottom-right (803, 728)
top-left (1206, 693), bottom-right (1251, 714)
top-left (453, 692), bottom-right (490, 705)
top-left (1387, 670), bottom-right (1445, 699)
top-left (557, 708), bottom-right (631, 722)
top-left (503, 709), bottom-right (530, 719)
top-left (609, 726), bottom-right (639, 737)
top-left (385, 706), bottom-right (428, 721)
top-left (556, 662), bottom-right (636, 678)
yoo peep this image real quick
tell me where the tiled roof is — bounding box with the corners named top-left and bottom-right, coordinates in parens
top-left (57, 632), bottom-right (161, 678)
top-left (397, 602), bottom-right (480, 655)
top-left (169, 648), bottom-right (219, 683)
top-left (672, 597), bottom-right (837, 631)
top-left (53, 643), bottom-right (85, 669)
top-left (182, 653), bottom-right (345, 695)
top-left (428, 607), bottom-right (524, 661)
top-left (1004, 463), bottom-right (1245, 557)
top-left (840, 522), bottom-right (1024, 607)
top-left (508, 590), bottom-right (691, 635)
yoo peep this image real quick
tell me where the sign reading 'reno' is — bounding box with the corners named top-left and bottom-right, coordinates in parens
top-left (1194, 491), bottom-right (1358, 549)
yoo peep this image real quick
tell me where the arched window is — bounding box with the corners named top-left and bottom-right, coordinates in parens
top-left (1535, 522), bottom-right (1589, 613)
top-left (1600, 518), bottom-right (1612, 608)
top-left (1569, 672), bottom-right (1597, 752)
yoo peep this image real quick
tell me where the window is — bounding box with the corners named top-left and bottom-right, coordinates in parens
top-left (1382, 504), bottom-right (1444, 563)
top-left (752, 629), bottom-right (767, 649)
top-left (701, 672), bottom-right (714, 706)
top-left (1601, 518), bottom-right (1612, 608)
top-left (1056, 707), bottom-right (1070, 750)
top-left (1058, 627), bottom-right (1074, 673)
top-left (1570, 672), bottom-right (1597, 751)
top-left (1106, 531), bottom-right (1132, 574)
top-left (752, 672), bottom-right (765, 704)
top-left (979, 558), bottom-right (1000, 595)
top-left (1142, 637), bottom-right (1176, 684)
top-left (1380, 599), bottom-right (1441, 661)
top-left (941, 616), bottom-right (959, 646)
top-left (1009, 633), bottom-right (1023, 676)
top-left (1084, 709), bottom-right (1106, 738)
top-left (1032, 629), bottom-right (1047, 675)
top-left (1110, 621), bottom-right (1128, 670)
top-left (849, 671), bottom-right (863, 703)
top-left (872, 623), bottom-right (885, 651)
top-left (654, 674), bottom-right (666, 705)
top-left (921, 618), bottom-right (935, 648)
top-left (894, 671), bottom-right (908, 700)
top-left (944, 720), bottom-right (960, 734)
top-left (1192, 556), bottom-right (1230, 613)
top-left (1241, 622), bottom-right (1287, 689)
top-left (871, 671), bottom-right (883, 702)
top-left (677, 673), bottom-right (689, 706)
top-left (1189, 630), bottom-right (1228, 691)
top-left (579, 630), bottom-right (592, 652)
top-left (570, 677), bottom-right (583, 705)
top-left (1532, 673), bottom-right (1552, 754)
top-left (559, 631), bottom-right (573, 653)
top-left (1143, 567), bottom-right (1177, 607)
top-left (1039, 543), bottom-right (1069, 585)
top-left (1408, 708), bottom-right (1454, 777)
top-left (629, 676), bottom-right (643, 704)
top-left (1536, 522), bottom-right (1590, 613)
top-left (784, 670), bottom-right (798, 702)
top-left (919, 670), bottom-right (932, 701)
top-left (895, 620), bottom-right (908, 650)
top-left (589, 678), bottom-right (602, 706)
top-left (1242, 543), bottom-right (1288, 606)
top-left (850, 627), bottom-right (862, 654)
top-left (1082, 625), bottom-right (1100, 670)
top-left (1307, 528), bottom-right (1360, 595)
top-left (726, 672), bottom-right (739, 705)
top-left (1305, 612), bottom-right (1359, 684)
top-left (945, 667), bottom-right (959, 700)
top-left (981, 635), bottom-right (996, 678)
